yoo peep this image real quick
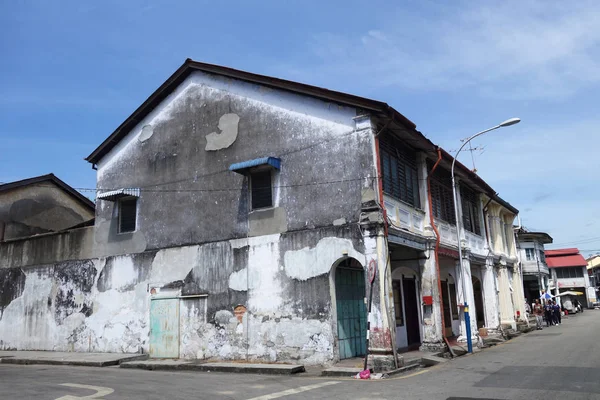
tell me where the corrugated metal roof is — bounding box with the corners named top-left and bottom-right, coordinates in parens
top-left (97, 188), bottom-right (140, 201)
top-left (229, 157), bottom-right (281, 174)
top-left (545, 248), bottom-right (587, 268)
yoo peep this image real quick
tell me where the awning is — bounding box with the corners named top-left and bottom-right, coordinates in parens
top-left (97, 188), bottom-right (140, 201)
top-left (229, 157), bottom-right (281, 175)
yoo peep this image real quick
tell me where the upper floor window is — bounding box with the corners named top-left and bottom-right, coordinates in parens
top-left (555, 267), bottom-right (584, 279)
top-left (539, 250), bottom-right (546, 263)
top-left (525, 248), bottom-right (535, 261)
top-left (428, 163), bottom-right (456, 224)
top-left (460, 185), bottom-right (481, 235)
top-left (250, 169), bottom-right (273, 210)
top-left (379, 134), bottom-right (420, 208)
top-left (118, 197), bottom-right (137, 233)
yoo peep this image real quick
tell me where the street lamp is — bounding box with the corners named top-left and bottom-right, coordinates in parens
top-left (450, 117), bottom-right (521, 353)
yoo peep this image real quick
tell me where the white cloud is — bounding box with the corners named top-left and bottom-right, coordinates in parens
top-left (283, 1), bottom-right (600, 100)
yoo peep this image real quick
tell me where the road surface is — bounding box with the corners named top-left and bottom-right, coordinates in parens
top-left (1, 310), bottom-right (599, 399)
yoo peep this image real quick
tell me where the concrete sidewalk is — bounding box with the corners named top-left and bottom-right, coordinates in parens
top-left (0, 351), bottom-right (148, 367)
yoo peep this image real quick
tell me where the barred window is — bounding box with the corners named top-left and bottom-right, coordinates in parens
top-left (379, 134), bottom-right (420, 208)
top-left (460, 185), bottom-right (481, 235)
top-left (428, 162), bottom-right (456, 224)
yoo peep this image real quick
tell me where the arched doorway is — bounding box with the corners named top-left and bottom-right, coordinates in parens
top-left (334, 258), bottom-right (367, 360)
top-left (472, 276), bottom-right (485, 329)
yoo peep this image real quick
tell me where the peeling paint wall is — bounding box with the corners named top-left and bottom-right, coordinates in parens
top-left (0, 225), bottom-right (368, 365)
top-left (94, 70), bottom-right (373, 255)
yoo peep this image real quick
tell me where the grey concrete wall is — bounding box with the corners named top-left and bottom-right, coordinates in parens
top-left (0, 183), bottom-right (94, 241)
top-left (0, 227), bottom-right (95, 269)
top-left (94, 70), bottom-right (375, 256)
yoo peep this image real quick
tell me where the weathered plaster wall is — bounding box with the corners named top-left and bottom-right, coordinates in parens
top-left (0, 227), bottom-right (95, 269)
top-left (94, 70), bottom-right (374, 256)
top-left (0, 225), bottom-right (368, 365)
top-left (0, 183), bottom-right (94, 241)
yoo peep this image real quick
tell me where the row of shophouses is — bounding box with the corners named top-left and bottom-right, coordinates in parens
top-left (0, 59), bottom-right (581, 370)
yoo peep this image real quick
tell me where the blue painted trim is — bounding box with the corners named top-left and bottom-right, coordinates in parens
top-left (229, 157), bottom-right (281, 174)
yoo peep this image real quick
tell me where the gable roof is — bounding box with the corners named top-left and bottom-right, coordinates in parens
top-left (545, 248), bottom-right (587, 268)
top-left (85, 58), bottom-right (418, 165)
top-left (85, 58), bottom-right (518, 214)
top-left (0, 174), bottom-right (95, 210)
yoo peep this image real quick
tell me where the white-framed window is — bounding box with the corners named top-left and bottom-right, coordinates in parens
top-left (250, 169), bottom-right (273, 210)
top-left (525, 248), bottom-right (535, 261)
top-left (118, 197), bottom-right (137, 233)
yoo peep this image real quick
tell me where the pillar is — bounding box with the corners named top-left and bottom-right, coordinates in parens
top-left (364, 230), bottom-right (396, 372)
top-left (456, 254), bottom-right (478, 342)
top-left (511, 264), bottom-right (526, 322)
top-left (419, 247), bottom-right (444, 351)
top-left (497, 263), bottom-right (515, 329)
top-left (482, 258), bottom-right (500, 330)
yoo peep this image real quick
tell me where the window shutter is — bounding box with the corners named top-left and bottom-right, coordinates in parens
top-left (119, 198), bottom-right (137, 233)
top-left (251, 170), bottom-right (273, 209)
top-left (379, 134), bottom-right (420, 207)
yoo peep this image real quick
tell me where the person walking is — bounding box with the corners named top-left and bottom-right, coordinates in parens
top-left (554, 300), bottom-right (562, 325)
top-left (545, 300), bottom-right (554, 327)
top-left (552, 300), bottom-right (560, 325)
top-left (533, 299), bottom-right (544, 330)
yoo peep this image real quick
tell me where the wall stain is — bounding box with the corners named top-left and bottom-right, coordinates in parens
top-left (0, 268), bottom-right (26, 319)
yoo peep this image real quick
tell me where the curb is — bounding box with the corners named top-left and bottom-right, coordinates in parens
top-left (120, 362), bottom-right (305, 375)
top-left (0, 354), bottom-right (148, 367)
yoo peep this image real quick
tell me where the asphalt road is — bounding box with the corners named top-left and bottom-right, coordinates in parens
top-left (1, 310), bottom-right (599, 400)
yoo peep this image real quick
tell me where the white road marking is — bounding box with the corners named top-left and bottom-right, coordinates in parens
top-left (244, 381), bottom-right (340, 400)
top-left (55, 383), bottom-right (114, 399)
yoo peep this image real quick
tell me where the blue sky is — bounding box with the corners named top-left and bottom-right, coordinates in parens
top-left (1, 1), bottom-right (599, 254)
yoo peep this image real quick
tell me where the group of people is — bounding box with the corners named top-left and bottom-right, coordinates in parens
top-left (531, 298), bottom-right (561, 329)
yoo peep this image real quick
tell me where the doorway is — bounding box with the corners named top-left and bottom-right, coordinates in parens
top-left (403, 278), bottom-right (421, 349)
top-left (149, 298), bottom-right (180, 358)
top-left (335, 259), bottom-right (367, 360)
top-left (472, 276), bottom-right (485, 329)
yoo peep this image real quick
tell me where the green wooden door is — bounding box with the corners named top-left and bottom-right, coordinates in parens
top-left (149, 298), bottom-right (180, 358)
top-left (336, 265), bottom-right (367, 359)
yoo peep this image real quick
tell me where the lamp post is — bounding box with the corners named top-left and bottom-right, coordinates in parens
top-left (451, 117), bottom-right (520, 354)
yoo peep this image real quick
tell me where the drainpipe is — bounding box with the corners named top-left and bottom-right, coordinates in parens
top-left (427, 147), bottom-right (453, 354)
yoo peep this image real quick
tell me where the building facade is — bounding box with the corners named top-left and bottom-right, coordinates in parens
top-left (587, 255), bottom-right (600, 304)
top-left (516, 229), bottom-right (553, 305)
top-left (546, 248), bottom-right (596, 308)
top-left (0, 174), bottom-right (95, 242)
top-left (0, 60), bottom-right (523, 369)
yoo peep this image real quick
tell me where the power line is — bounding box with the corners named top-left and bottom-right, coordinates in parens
top-left (550, 236), bottom-right (600, 247)
top-left (26, 175), bottom-right (379, 194)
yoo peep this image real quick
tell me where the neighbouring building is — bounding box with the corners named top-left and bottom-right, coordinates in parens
top-left (0, 173), bottom-right (95, 242)
top-left (546, 248), bottom-right (596, 308)
top-left (515, 228), bottom-right (553, 305)
top-left (0, 59), bottom-right (523, 369)
top-left (587, 255), bottom-right (600, 303)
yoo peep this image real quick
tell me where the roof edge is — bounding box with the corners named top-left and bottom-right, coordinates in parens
top-left (0, 173), bottom-right (95, 211)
